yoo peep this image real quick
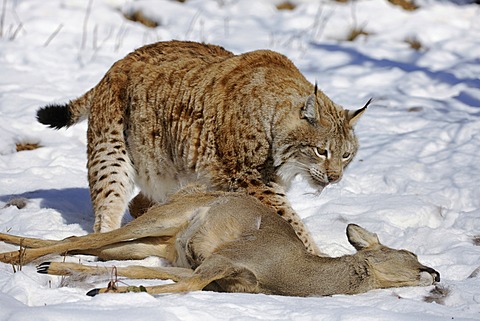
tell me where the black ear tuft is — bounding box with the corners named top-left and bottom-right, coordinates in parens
top-left (360, 97), bottom-right (373, 111)
top-left (345, 98), bottom-right (372, 127)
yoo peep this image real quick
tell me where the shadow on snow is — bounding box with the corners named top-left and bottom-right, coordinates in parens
top-left (0, 188), bottom-right (95, 232)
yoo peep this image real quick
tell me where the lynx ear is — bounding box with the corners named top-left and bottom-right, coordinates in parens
top-left (301, 84), bottom-right (319, 125)
top-left (345, 98), bottom-right (372, 127)
top-left (346, 224), bottom-right (380, 251)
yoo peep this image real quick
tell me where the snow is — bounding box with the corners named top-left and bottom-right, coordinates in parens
top-left (0, 0), bottom-right (479, 320)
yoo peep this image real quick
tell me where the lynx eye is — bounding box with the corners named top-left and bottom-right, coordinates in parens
top-left (342, 152), bottom-right (351, 159)
top-left (313, 147), bottom-right (328, 159)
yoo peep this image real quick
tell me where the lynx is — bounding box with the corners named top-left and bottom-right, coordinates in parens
top-left (37, 41), bottom-right (369, 254)
top-left (0, 186), bottom-right (439, 297)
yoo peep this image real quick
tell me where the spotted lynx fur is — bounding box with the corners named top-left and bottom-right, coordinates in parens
top-left (37, 41), bottom-right (368, 255)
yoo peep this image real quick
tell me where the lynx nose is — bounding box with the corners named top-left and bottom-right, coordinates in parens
top-left (327, 173), bottom-right (340, 183)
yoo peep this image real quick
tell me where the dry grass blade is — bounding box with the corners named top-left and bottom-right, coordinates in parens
top-left (11, 239), bottom-right (26, 273)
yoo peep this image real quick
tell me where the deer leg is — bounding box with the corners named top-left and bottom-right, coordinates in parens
top-left (0, 228), bottom-right (159, 265)
top-left (0, 228), bottom-right (170, 265)
top-left (0, 205), bottom-right (207, 265)
top-left (69, 236), bottom-right (176, 261)
top-left (0, 233), bottom-right (60, 248)
top-left (87, 255), bottom-right (238, 296)
top-left (17, 236), bottom-right (176, 261)
top-left (37, 262), bottom-right (194, 281)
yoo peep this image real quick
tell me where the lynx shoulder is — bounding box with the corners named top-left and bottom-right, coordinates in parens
top-left (37, 40), bottom-right (369, 254)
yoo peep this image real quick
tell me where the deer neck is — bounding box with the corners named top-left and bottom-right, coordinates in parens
top-left (282, 253), bottom-right (374, 296)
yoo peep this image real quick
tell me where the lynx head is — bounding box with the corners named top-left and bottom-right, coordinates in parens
top-left (274, 85), bottom-right (370, 192)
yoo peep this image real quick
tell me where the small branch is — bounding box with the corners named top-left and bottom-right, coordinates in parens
top-left (81, 0), bottom-right (93, 50)
top-left (114, 23), bottom-right (127, 52)
top-left (0, 0), bottom-right (7, 38)
top-left (199, 17), bottom-right (205, 42)
top-left (311, 5), bottom-right (334, 41)
top-left (92, 24), bottom-right (99, 50)
top-left (8, 21), bottom-right (21, 40)
top-left (44, 23), bottom-right (63, 47)
top-left (224, 16), bottom-right (229, 37)
top-left (89, 25), bottom-right (113, 63)
top-left (185, 10), bottom-right (201, 39)
top-left (350, 0), bottom-right (358, 31)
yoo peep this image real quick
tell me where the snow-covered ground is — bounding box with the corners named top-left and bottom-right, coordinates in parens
top-left (1, 0), bottom-right (479, 320)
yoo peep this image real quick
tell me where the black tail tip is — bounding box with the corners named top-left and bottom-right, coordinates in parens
top-left (86, 288), bottom-right (100, 297)
top-left (36, 262), bottom-right (51, 274)
top-left (37, 104), bottom-right (72, 129)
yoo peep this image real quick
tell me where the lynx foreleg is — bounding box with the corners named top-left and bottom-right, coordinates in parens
top-left (246, 182), bottom-right (323, 256)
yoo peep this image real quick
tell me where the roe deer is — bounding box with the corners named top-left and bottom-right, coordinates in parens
top-left (0, 186), bottom-right (439, 297)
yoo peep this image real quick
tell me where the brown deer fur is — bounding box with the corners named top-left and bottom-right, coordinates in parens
top-left (0, 186), bottom-right (439, 297)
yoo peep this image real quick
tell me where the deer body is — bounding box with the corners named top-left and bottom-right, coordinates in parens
top-left (0, 187), bottom-right (439, 297)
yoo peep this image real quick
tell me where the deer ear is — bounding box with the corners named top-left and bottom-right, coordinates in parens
top-left (346, 224), bottom-right (380, 251)
top-left (345, 98), bottom-right (372, 127)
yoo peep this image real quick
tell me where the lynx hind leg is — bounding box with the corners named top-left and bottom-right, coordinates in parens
top-left (129, 184), bottom-right (210, 219)
top-left (88, 123), bottom-right (136, 233)
top-left (247, 182), bottom-right (323, 256)
top-left (129, 193), bottom-right (156, 219)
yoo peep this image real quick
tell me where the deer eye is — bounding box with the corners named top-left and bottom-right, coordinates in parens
top-left (314, 147), bottom-right (328, 159)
